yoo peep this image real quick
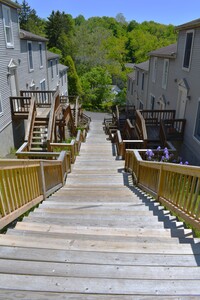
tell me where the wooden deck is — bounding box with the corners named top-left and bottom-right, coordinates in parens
top-left (0, 117), bottom-right (200, 298)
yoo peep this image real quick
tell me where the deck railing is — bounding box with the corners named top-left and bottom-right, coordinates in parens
top-left (47, 90), bottom-right (60, 151)
top-left (160, 119), bottom-right (186, 144)
top-left (135, 110), bottom-right (148, 145)
top-left (140, 110), bottom-right (176, 125)
top-left (10, 96), bottom-right (32, 116)
top-left (125, 149), bottom-right (200, 231)
top-left (0, 152), bottom-right (69, 230)
top-left (20, 90), bottom-right (56, 106)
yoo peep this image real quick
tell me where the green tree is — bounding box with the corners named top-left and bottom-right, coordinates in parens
top-left (80, 67), bottom-right (112, 110)
top-left (63, 55), bottom-right (82, 96)
top-left (45, 11), bottom-right (75, 57)
top-left (16, 0), bottom-right (45, 36)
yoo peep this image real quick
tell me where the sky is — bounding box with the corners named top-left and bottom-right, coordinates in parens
top-left (26, 0), bottom-right (200, 26)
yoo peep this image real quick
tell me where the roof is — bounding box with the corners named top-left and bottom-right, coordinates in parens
top-left (176, 18), bottom-right (200, 31)
top-left (0, 0), bottom-right (21, 9)
top-left (20, 29), bottom-right (48, 42)
top-left (59, 63), bottom-right (68, 73)
top-left (148, 43), bottom-right (177, 58)
top-left (134, 60), bottom-right (149, 72)
top-left (125, 63), bottom-right (135, 69)
top-left (127, 72), bottom-right (135, 80)
top-left (47, 51), bottom-right (60, 60)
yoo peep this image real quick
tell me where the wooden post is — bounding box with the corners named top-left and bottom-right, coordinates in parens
top-left (40, 162), bottom-right (46, 199)
top-left (157, 164), bottom-right (164, 201)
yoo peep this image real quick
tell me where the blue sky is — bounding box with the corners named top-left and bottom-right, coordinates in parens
top-left (27, 0), bottom-right (200, 26)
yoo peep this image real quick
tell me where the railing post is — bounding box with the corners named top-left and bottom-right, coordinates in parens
top-left (40, 162), bottom-right (46, 199)
top-left (157, 164), bottom-right (164, 201)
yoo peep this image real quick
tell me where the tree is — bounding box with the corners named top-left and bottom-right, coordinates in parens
top-left (17, 0), bottom-right (45, 36)
top-left (63, 55), bottom-right (82, 97)
top-left (45, 11), bottom-right (75, 57)
top-left (80, 67), bottom-right (112, 110)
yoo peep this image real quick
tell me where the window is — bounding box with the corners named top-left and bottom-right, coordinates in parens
top-left (56, 59), bottom-right (58, 76)
top-left (64, 72), bottom-right (67, 83)
top-left (39, 43), bottom-right (43, 67)
top-left (2, 5), bottom-right (14, 48)
top-left (141, 73), bottom-right (145, 91)
top-left (152, 57), bottom-right (157, 83)
top-left (162, 59), bottom-right (169, 89)
top-left (136, 70), bottom-right (139, 86)
top-left (131, 82), bottom-right (134, 95)
top-left (40, 79), bottom-right (46, 102)
top-left (61, 73), bottom-right (63, 86)
top-left (128, 79), bottom-right (130, 91)
top-left (27, 42), bottom-right (33, 71)
top-left (150, 95), bottom-right (155, 110)
top-left (0, 93), bottom-right (3, 114)
top-left (183, 31), bottom-right (194, 70)
top-left (50, 60), bottom-right (54, 79)
top-left (194, 100), bottom-right (200, 141)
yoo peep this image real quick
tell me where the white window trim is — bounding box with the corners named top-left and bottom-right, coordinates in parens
top-left (152, 57), bottom-right (157, 83)
top-left (56, 59), bottom-right (58, 77)
top-left (2, 5), bottom-right (14, 48)
top-left (141, 72), bottom-right (145, 91)
top-left (0, 93), bottom-right (3, 116)
top-left (50, 60), bottom-right (54, 80)
top-left (39, 43), bottom-right (43, 68)
top-left (27, 41), bottom-right (34, 72)
top-left (193, 98), bottom-right (200, 144)
top-left (162, 59), bottom-right (169, 89)
top-left (150, 93), bottom-right (155, 110)
top-left (182, 30), bottom-right (194, 72)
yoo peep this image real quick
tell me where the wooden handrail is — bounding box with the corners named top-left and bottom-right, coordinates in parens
top-left (47, 90), bottom-right (60, 150)
top-left (135, 110), bottom-right (148, 144)
top-left (24, 98), bottom-right (36, 150)
top-left (125, 149), bottom-right (200, 231)
top-left (0, 152), bottom-right (70, 230)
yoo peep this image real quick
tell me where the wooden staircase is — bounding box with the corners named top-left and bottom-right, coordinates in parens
top-left (0, 116), bottom-right (200, 298)
top-left (30, 117), bottom-right (49, 151)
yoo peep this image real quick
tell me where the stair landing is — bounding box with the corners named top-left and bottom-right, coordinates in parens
top-left (0, 116), bottom-right (200, 298)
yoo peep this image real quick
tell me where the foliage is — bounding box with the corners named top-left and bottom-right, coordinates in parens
top-left (16, 1), bottom-right (178, 111)
top-left (16, 0), bottom-right (45, 36)
top-left (63, 55), bottom-right (82, 96)
top-left (45, 10), bottom-right (75, 57)
top-left (80, 67), bottom-right (112, 110)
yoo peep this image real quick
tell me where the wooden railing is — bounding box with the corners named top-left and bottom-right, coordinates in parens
top-left (135, 110), bottom-right (148, 145)
top-left (20, 90), bottom-right (56, 107)
top-left (60, 95), bottom-right (78, 105)
top-left (24, 98), bottom-right (37, 151)
top-left (140, 110), bottom-right (176, 125)
top-left (160, 119), bottom-right (186, 144)
top-left (10, 96), bottom-right (31, 116)
top-left (114, 130), bottom-right (144, 158)
top-left (47, 90), bottom-right (60, 151)
top-left (125, 149), bottom-right (200, 231)
top-left (0, 152), bottom-right (70, 230)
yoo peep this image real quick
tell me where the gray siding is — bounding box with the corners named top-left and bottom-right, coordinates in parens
top-left (175, 29), bottom-right (200, 164)
top-left (147, 57), bottom-right (178, 110)
top-left (18, 40), bottom-right (48, 90)
top-left (0, 3), bottom-right (20, 155)
top-left (47, 59), bottom-right (59, 91)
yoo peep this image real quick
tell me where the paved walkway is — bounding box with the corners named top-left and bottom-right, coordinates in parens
top-left (0, 115), bottom-right (200, 298)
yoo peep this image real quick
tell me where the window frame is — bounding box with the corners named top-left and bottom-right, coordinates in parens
top-left (2, 5), bottom-right (14, 48)
top-left (0, 93), bottom-right (3, 115)
top-left (136, 70), bottom-right (139, 86)
top-left (182, 30), bottom-right (194, 71)
top-left (152, 57), bottom-right (157, 83)
top-left (39, 43), bottom-right (43, 68)
top-left (141, 72), bottom-right (145, 91)
top-left (50, 60), bottom-right (54, 80)
top-left (27, 41), bottom-right (34, 71)
top-left (162, 59), bottom-right (169, 89)
top-left (56, 59), bottom-right (58, 76)
top-left (194, 99), bottom-right (200, 143)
